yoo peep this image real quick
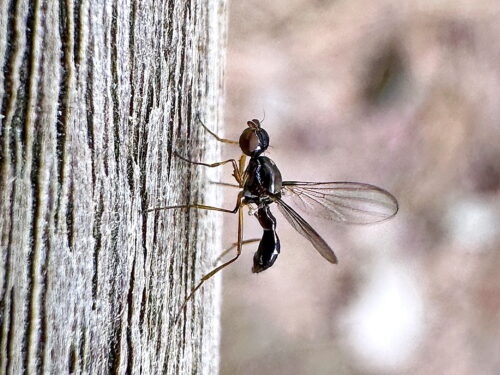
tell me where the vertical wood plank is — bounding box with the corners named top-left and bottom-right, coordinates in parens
top-left (0, 0), bottom-right (227, 373)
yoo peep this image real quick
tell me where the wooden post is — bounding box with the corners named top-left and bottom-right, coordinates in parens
top-left (0, 0), bottom-right (227, 373)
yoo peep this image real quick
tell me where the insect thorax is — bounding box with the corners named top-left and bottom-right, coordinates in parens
top-left (242, 156), bottom-right (282, 205)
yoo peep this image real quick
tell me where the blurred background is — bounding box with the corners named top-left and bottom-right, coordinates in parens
top-left (217, 1), bottom-right (500, 374)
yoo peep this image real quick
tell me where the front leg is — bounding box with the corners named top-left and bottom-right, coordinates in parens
top-left (196, 114), bottom-right (239, 145)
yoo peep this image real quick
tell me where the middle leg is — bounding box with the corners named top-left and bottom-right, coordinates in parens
top-left (145, 191), bottom-right (244, 215)
top-left (174, 151), bottom-right (242, 186)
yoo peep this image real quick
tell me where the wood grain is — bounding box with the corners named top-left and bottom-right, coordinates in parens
top-left (0, 0), bottom-right (227, 373)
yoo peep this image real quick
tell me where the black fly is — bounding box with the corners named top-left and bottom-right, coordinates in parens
top-left (147, 118), bottom-right (399, 321)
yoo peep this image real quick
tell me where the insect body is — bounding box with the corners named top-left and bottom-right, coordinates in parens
top-left (239, 119), bottom-right (283, 272)
top-left (147, 117), bottom-right (398, 321)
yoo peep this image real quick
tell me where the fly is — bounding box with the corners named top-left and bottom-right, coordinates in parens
top-left (147, 117), bottom-right (399, 322)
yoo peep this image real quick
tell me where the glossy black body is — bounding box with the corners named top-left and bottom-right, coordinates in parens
top-left (239, 121), bottom-right (283, 273)
top-left (243, 156), bottom-right (282, 204)
top-left (252, 206), bottom-right (280, 273)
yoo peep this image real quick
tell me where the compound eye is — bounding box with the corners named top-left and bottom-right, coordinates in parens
top-left (239, 128), bottom-right (260, 156)
top-left (239, 128), bottom-right (269, 156)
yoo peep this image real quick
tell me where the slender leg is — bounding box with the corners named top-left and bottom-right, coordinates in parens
top-left (174, 151), bottom-right (242, 186)
top-left (174, 206), bottom-right (244, 324)
top-left (196, 114), bottom-right (239, 145)
top-left (145, 202), bottom-right (239, 214)
top-left (238, 154), bottom-right (247, 183)
top-left (238, 154), bottom-right (246, 173)
top-left (175, 151), bottom-right (237, 169)
top-left (212, 238), bottom-right (260, 265)
top-left (146, 191), bottom-right (243, 214)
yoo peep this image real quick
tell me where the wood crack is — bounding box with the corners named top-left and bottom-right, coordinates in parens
top-left (125, 256), bottom-right (136, 374)
top-left (85, 37), bottom-right (96, 187)
top-left (54, 0), bottom-right (72, 229)
top-left (0, 0), bottom-right (17, 188)
top-left (110, 1), bottom-right (121, 169)
top-left (73, 0), bottom-right (82, 66)
top-left (22, 0), bottom-right (43, 372)
top-left (91, 193), bottom-right (104, 310)
top-left (5, 288), bottom-right (15, 374)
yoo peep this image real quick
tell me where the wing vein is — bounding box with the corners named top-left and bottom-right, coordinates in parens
top-left (276, 199), bottom-right (338, 264)
top-left (281, 181), bottom-right (398, 224)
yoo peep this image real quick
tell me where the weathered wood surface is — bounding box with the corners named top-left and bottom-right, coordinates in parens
top-left (0, 0), bottom-right (227, 373)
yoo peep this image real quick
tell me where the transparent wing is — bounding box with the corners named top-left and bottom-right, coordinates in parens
top-left (276, 199), bottom-right (337, 264)
top-left (281, 181), bottom-right (398, 224)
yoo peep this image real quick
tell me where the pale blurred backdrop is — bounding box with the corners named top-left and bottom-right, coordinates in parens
top-left (216, 1), bottom-right (500, 374)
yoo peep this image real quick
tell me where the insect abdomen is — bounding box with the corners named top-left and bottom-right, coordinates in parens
top-left (252, 206), bottom-right (281, 273)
